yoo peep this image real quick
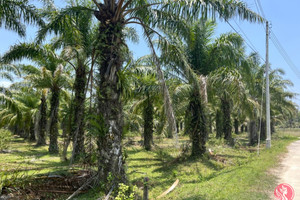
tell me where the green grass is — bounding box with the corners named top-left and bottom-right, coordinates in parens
top-left (114, 134), bottom-right (295, 200)
top-left (160, 138), bottom-right (293, 199)
top-left (0, 130), bottom-right (298, 200)
top-left (0, 137), bottom-right (70, 177)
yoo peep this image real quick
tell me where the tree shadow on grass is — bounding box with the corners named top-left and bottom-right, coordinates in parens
top-left (10, 148), bottom-right (51, 159)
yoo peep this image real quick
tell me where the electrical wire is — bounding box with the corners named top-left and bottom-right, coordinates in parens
top-left (256, 0), bottom-right (266, 19)
top-left (270, 31), bottom-right (300, 79)
top-left (226, 20), bottom-right (265, 62)
top-left (233, 20), bottom-right (258, 53)
top-left (253, 0), bottom-right (300, 79)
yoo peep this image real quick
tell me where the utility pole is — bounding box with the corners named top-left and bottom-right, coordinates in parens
top-left (266, 21), bottom-right (271, 149)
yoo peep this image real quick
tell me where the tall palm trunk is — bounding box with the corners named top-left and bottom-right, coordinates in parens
top-left (234, 118), bottom-right (239, 135)
top-left (37, 93), bottom-right (47, 146)
top-left (221, 98), bottom-right (232, 142)
top-left (95, 8), bottom-right (126, 185)
top-left (48, 87), bottom-right (60, 153)
top-left (216, 109), bottom-right (223, 139)
top-left (29, 120), bottom-right (35, 141)
top-left (245, 123), bottom-right (248, 132)
top-left (167, 125), bottom-right (173, 138)
top-left (249, 120), bottom-right (257, 146)
top-left (187, 89), bottom-right (207, 157)
top-left (271, 119), bottom-right (275, 134)
top-left (240, 124), bottom-right (244, 133)
top-left (72, 63), bottom-right (87, 160)
top-left (62, 100), bottom-right (73, 162)
top-left (260, 119), bottom-right (266, 141)
top-left (143, 94), bottom-right (154, 151)
top-left (23, 123), bottom-right (30, 139)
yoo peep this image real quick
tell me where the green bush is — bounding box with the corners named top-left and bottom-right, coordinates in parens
top-left (0, 129), bottom-right (13, 151)
top-left (115, 183), bottom-right (137, 200)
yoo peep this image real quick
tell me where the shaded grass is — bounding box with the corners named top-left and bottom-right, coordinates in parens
top-left (0, 136), bottom-right (73, 178)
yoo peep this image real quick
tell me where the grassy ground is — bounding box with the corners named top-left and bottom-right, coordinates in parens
top-left (119, 134), bottom-right (296, 200)
top-left (0, 130), bottom-right (298, 199)
top-left (0, 137), bottom-right (69, 176)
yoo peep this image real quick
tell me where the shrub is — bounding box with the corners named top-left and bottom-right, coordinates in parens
top-left (115, 183), bottom-right (137, 200)
top-left (0, 129), bottom-right (13, 151)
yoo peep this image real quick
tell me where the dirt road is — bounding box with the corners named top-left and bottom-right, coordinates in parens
top-left (275, 140), bottom-right (300, 200)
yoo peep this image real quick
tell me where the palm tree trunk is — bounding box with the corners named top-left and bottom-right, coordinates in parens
top-left (221, 98), bottom-right (232, 142)
top-left (271, 119), bottom-right (275, 134)
top-left (29, 120), bottom-right (35, 141)
top-left (167, 125), bottom-right (173, 138)
top-left (62, 122), bottom-right (71, 162)
top-left (234, 118), bottom-right (239, 135)
top-left (216, 109), bottom-right (223, 139)
top-left (37, 93), bottom-right (47, 146)
top-left (249, 120), bottom-right (257, 146)
top-left (260, 119), bottom-right (266, 141)
top-left (48, 87), bottom-right (60, 154)
top-left (157, 109), bottom-right (166, 135)
top-left (187, 89), bottom-right (207, 157)
top-left (23, 124), bottom-right (29, 139)
top-left (240, 124), bottom-right (244, 133)
top-left (95, 10), bottom-right (126, 185)
top-left (143, 95), bottom-right (154, 151)
top-left (71, 63), bottom-right (87, 161)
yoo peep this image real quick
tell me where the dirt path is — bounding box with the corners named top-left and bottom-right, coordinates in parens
top-left (275, 140), bottom-right (300, 200)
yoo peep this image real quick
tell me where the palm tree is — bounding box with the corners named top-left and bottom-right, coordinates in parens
top-left (160, 22), bottom-right (248, 154)
top-left (0, 0), bottom-right (43, 36)
top-left (37, 0), bottom-right (98, 160)
top-left (1, 43), bottom-right (70, 153)
top-left (15, 64), bottom-right (49, 146)
top-left (209, 67), bottom-right (247, 143)
top-left (131, 61), bottom-right (161, 151)
top-left (36, 0), bottom-right (262, 183)
top-left (0, 86), bottom-right (40, 141)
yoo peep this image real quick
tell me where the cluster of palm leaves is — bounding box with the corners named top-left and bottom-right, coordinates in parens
top-left (0, 0), bottom-right (297, 187)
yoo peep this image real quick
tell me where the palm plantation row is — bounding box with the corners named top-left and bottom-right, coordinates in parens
top-left (0, 0), bottom-right (297, 192)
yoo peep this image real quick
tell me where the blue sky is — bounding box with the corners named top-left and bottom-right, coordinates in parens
top-left (1, 0), bottom-right (300, 106)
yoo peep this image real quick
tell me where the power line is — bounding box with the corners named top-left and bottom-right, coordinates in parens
top-left (233, 20), bottom-right (258, 52)
top-left (226, 20), bottom-right (265, 62)
top-left (253, 0), bottom-right (300, 79)
top-left (255, 0), bottom-right (266, 19)
top-left (270, 31), bottom-right (300, 79)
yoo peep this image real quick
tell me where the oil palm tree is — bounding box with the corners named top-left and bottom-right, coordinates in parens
top-left (0, 86), bottom-right (40, 141)
top-left (1, 43), bottom-right (70, 153)
top-left (159, 20), bottom-right (218, 156)
top-left (37, 0), bottom-right (99, 160)
top-left (209, 67), bottom-right (247, 143)
top-left (36, 0), bottom-right (262, 183)
top-left (0, 0), bottom-right (44, 36)
top-left (160, 22), bottom-right (249, 155)
top-left (131, 60), bottom-right (162, 151)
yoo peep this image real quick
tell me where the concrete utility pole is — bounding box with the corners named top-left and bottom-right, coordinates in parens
top-left (266, 21), bottom-right (271, 149)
